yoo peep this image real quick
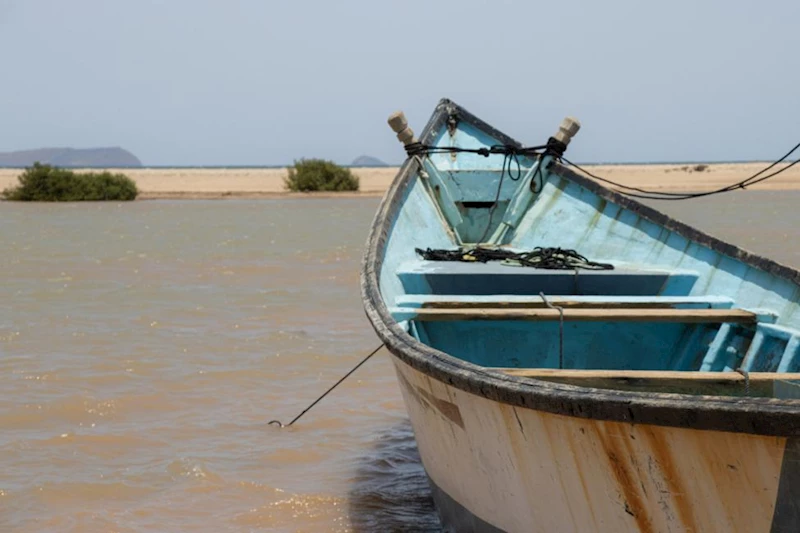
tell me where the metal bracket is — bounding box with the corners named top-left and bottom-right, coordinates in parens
top-left (446, 111), bottom-right (459, 137)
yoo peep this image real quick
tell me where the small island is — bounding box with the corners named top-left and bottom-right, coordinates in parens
top-left (351, 155), bottom-right (389, 167)
top-left (0, 147), bottom-right (142, 168)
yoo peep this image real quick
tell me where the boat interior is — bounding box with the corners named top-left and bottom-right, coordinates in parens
top-left (380, 115), bottom-right (800, 398)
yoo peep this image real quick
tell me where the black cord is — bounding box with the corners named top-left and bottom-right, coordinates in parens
top-left (405, 142), bottom-right (547, 159)
top-left (407, 138), bottom-right (800, 203)
top-left (409, 140), bottom-right (568, 242)
top-left (561, 140), bottom-right (800, 201)
top-left (476, 150), bottom-right (525, 243)
top-left (268, 344), bottom-right (384, 428)
top-left (531, 161), bottom-right (545, 194)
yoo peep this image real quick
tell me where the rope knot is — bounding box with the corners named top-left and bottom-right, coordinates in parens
top-left (404, 142), bottom-right (426, 157)
top-left (545, 137), bottom-right (568, 158)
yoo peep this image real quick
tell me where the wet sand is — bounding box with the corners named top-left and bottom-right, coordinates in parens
top-left (1, 162), bottom-right (799, 199)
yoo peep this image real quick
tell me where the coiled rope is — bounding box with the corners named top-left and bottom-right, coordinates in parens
top-left (415, 246), bottom-right (614, 271)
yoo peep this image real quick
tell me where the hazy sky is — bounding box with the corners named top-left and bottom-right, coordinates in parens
top-left (0, 0), bottom-right (797, 166)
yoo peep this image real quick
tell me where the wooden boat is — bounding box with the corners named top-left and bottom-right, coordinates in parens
top-left (360, 98), bottom-right (800, 532)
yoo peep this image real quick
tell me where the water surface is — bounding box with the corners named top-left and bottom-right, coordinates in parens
top-left (2, 192), bottom-right (798, 531)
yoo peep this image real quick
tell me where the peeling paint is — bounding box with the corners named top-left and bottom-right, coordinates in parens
top-left (396, 364), bottom-right (464, 429)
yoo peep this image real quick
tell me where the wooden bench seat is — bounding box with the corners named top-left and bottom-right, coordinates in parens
top-left (393, 307), bottom-right (758, 324)
top-left (395, 294), bottom-right (735, 309)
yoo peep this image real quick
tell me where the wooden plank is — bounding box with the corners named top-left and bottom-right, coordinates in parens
top-left (499, 369), bottom-right (800, 381)
top-left (545, 375), bottom-right (775, 397)
top-left (409, 307), bottom-right (757, 324)
top-left (397, 294), bottom-right (735, 310)
top-left (424, 300), bottom-right (710, 309)
top-left (498, 369), bottom-right (800, 398)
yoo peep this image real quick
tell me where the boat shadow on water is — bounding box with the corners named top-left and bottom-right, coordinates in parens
top-left (347, 420), bottom-right (441, 532)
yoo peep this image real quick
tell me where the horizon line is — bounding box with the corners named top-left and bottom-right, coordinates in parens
top-left (0, 159), bottom-right (788, 170)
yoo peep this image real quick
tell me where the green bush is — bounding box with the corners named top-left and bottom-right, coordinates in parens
top-left (284, 159), bottom-right (359, 192)
top-left (1, 163), bottom-right (138, 201)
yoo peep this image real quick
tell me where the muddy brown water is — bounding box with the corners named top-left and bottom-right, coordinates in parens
top-left (2, 192), bottom-right (799, 532)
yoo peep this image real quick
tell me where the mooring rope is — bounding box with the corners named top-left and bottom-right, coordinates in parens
top-left (268, 344), bottom-right (384, 428)
top-left (476, 149), bottom-right (523, 244)
top-left (561, 142), bottom-right (800, 201)
top-left (405, 134), bottom-right (800, 202)
top-left (403, 142), bottom-right (550, 160)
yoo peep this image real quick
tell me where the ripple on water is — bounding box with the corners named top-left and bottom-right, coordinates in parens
top-left (166, 457), bottom-right (224, 484)
top-left (34, 480), bottom-right (158, 503)
top-left (0, 199), bottom-right (445, 532)
top-left (233, 492), bottom-right (351, 532)
top-left (0, 390), bottom-right (198, 432)
top-left (347, 422), bottom-right (439, 532)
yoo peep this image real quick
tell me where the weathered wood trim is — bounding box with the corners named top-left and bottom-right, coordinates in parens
top-left (500, 369), bottom-right (800, 381)
top-left (500, 370), bottom-right (800, 398)
top-left (360, 97), bottom-right (800, 436)
top-left (406, 307), bottom-right (756, 324)
top-left (397, 294), bottom-right (736, 309)
top-left (416, 297), bottom-right (729, 310)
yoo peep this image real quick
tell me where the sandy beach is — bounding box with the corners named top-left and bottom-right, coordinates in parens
top-left (1, 162), bottom-right (799, 199)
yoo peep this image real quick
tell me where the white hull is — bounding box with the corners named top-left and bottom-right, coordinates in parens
top-left (392, 357), bottom-right (791, 533)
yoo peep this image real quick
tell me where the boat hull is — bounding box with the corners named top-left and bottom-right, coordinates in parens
top-left (390, 354), bottom-right (798, 532)
top-left (362, 99), bottom-right (800, 532)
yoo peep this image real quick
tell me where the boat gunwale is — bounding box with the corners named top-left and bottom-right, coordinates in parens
top-left (360, 97), bottom-right (800, 436)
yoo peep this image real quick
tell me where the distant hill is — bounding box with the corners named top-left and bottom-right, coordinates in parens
top-left (0, 147), bottom-right (142, 168)
top-left (351, 155), bottom-right (388, 167)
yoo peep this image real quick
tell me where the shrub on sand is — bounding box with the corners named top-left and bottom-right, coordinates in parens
top-left (1, 163), bottom-right (138, 201)
top-left (284, 159), bottom-right (359, 192)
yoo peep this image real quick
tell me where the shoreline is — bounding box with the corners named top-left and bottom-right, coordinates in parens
top-left (2, 162), bottom-right (800, 200)
top-left (136, 190), bottom-right (387, 200)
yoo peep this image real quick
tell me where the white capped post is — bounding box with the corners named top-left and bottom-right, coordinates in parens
top-left (387, 111), bottom-right (417, 146)
top-left (554, 117), bottom-right (581, 147)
